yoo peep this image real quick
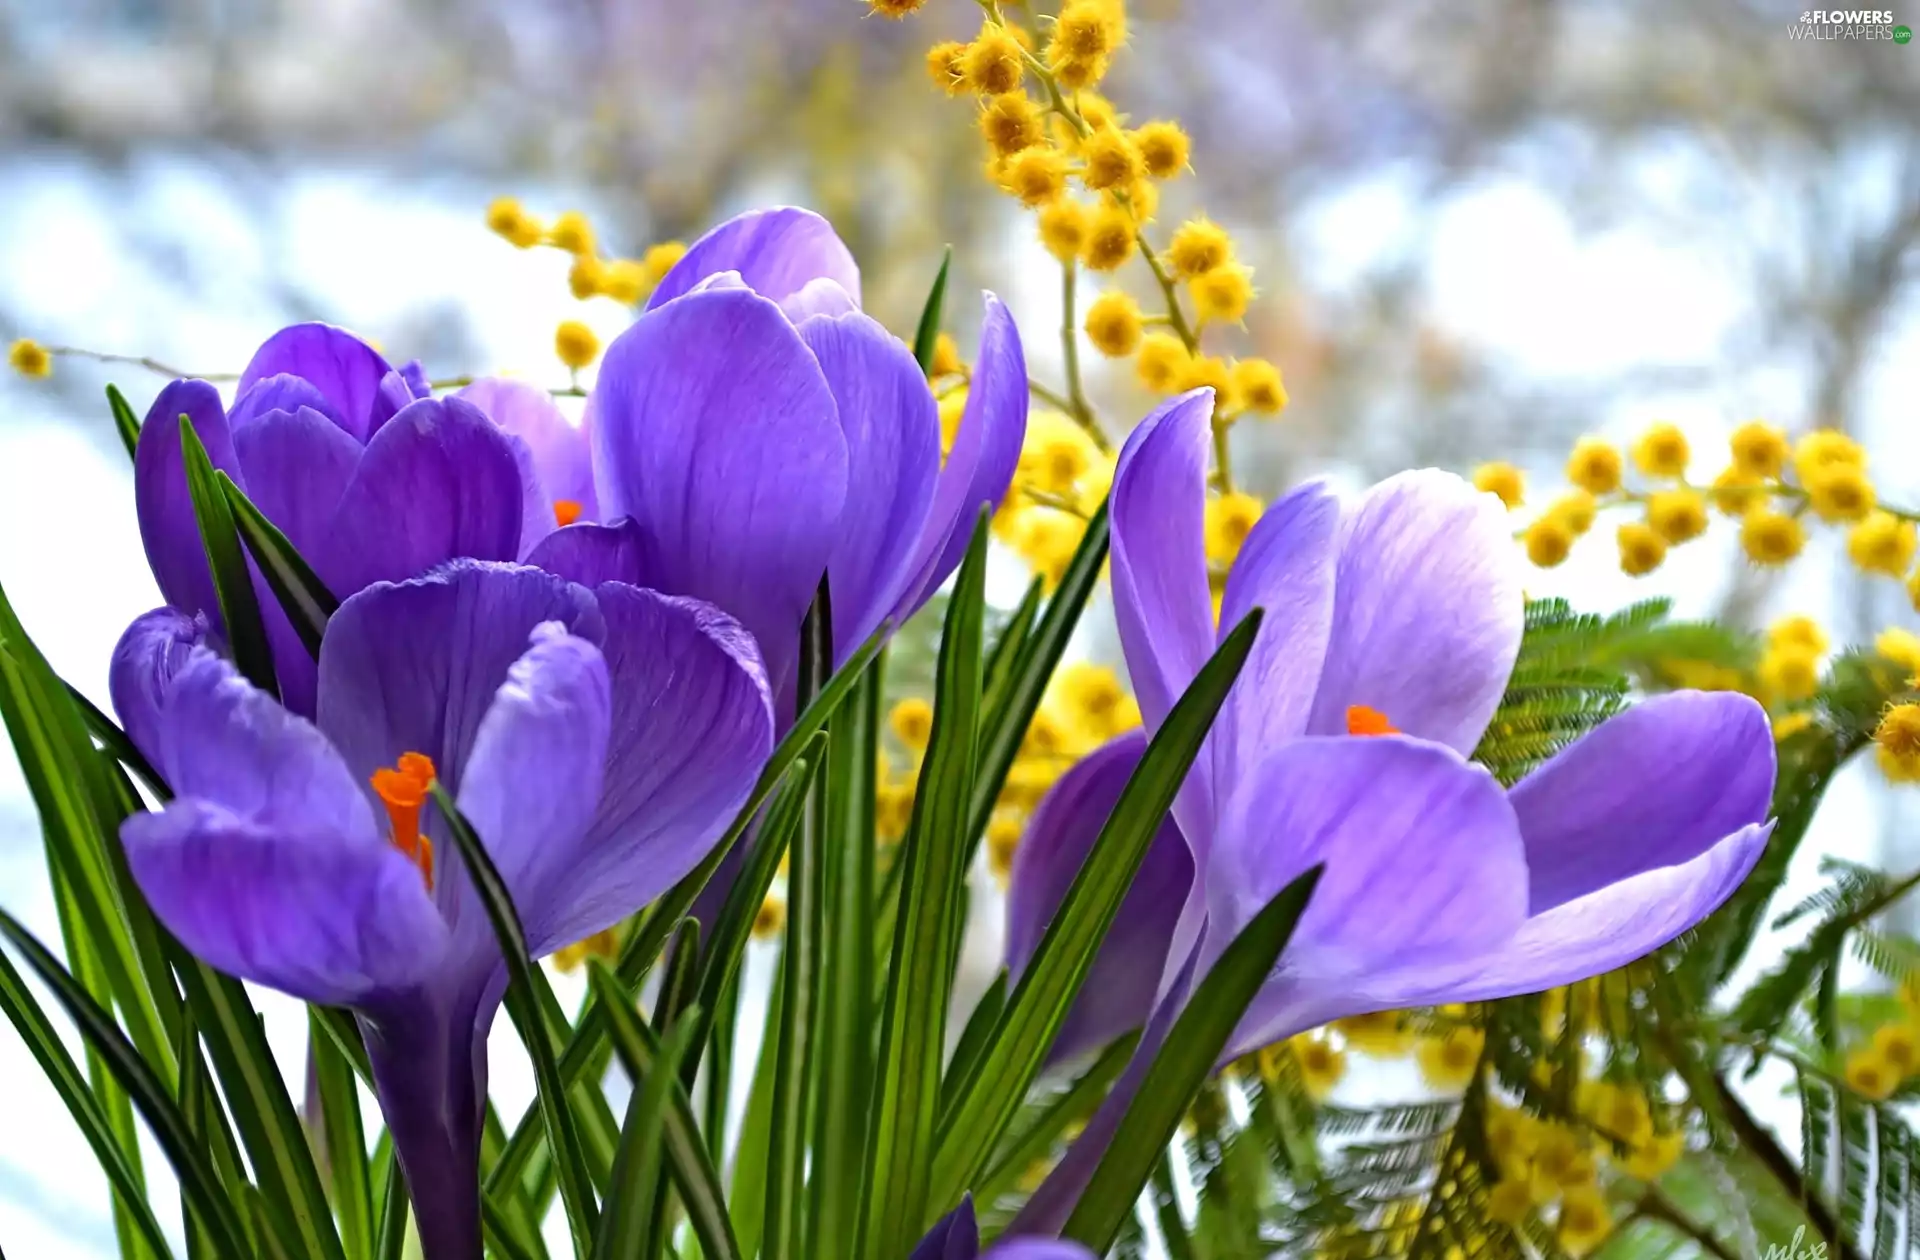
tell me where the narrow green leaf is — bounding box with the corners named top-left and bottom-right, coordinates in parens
top-left (931, 612), bottom-right (1263, 1206)
top-left (0, 911), bottom-right (251, 1258)
top-left (765, 733), bottom-right (827, 1260)
top-left (1060, 866), bottom-right (1324, 1252)
top-left (219, 470), bottom-right (339, 658)
top-left (107, 384), bottom-right (141, 462)
top-left (641, 918), bottom-right (703, 1260)
top-left (0, 944), bottom-right (175, 1260)
top-left (594, 1004), bottom-right (704, 1260)
top-left (974, 1032), bottom-right (1138, 1207)
top-left (912, 247), bottom-right (954, 374)
top-left (310, 1009), bottom-right (374, 1260)
top-left (373, 1159), bottom-right (409, 1260)
top-left (982, 578), bottom-right (1043, 715)
top-left (731, 967), bottom-right (784, 1259)
top-left (805, 659), bottom-right (882, 1256)
top-left (431, 783), bottom-right (599, 1255)
top-left (940, 972), bottom-right (1007, 1118)
top-left (481, 1197), bottom-right (541, 1260)
top-left (967, 497), bottom-right (1109, 848)
top-left (589, 963), bottom-right (744, 1260)
top-left (64, 682), bottom-right (166, 801)
top-left (178, 1006), bottom-right (251, 1260)
top-left (859, 515), bottom-right (989, 1260)
top-left (179, 416), bottom-right (276, 697)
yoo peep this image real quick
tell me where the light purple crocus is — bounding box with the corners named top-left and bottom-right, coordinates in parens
top-left (135, 324), bottom-right (592, 717)
top-left (1005, 389), bottom-right (1775, 1231)
top-left (549, 206), bottom-right (1028, 700)
top-left (914, 1197), bottom-right (1095, 1260)
top-left (110, 560), bottom-right (773, 1259)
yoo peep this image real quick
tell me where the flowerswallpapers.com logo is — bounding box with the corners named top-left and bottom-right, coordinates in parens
top-left (1761, 1226), bottom-right (1830, 1260)
top-left (1792, 9), bottom-right (1912, 38)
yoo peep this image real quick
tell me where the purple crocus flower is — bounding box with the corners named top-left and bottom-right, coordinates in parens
top-left (110, 560), bottom-right (774, 1259)
top-left (545, 206), bottom-right (1028, 699)
top-left (914, 1198), bottom-right (1095, 1260)
top-left (135, 324), bottom-right (590, 717)
top-left (1005, 389), bottom-right (1775, 1231)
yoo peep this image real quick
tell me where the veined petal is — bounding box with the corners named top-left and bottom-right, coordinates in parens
top-left (1512, 691), bottom-right (1775, 914)
top-left (894, 293), bottom-right (1027, 620)
top-left (798, 311), bottom-right (940, 661)
top-left (536, 584), bottom-right (774, 953)
top-left (398, 359), bottom-right (434, 400)
top-left (1419, 823), bottom-right (1772, 1002)
top-left (317, 561), bottom-right (604, 799)
top-left (646, 206), bottom-right (861, 311)
top-left (524, 519), bottom-right (650, 589)
top-left (781, 277), bottom-right (860, 322)
top-left (238, 323), bottom-right (409, 442)
top-left (134, 378), bottom-right (237, 625)
top-left (911, 1197), bottom-right (980, 1260)
top-left (1005, 733), bottom-right (1192, 1061)
top-left (1201, 736), bottom-right (1528, 1059)
top-left (109, 607), bottom-right (215, 769)
top-left (452, 624), bottom-right (612, 954)
top-left (1303, 470), bottom-right (1522, 754)
top-left (456, 377), bottom-right (597, 526)
top-left (316, 396), bottom-right (527, 598)
top-left (984, 1244), bottom-right (1098, 1260)
top-left (1213, 479), bottom-right (1339, 803)
top-left (123, 799), bottom-right (447, 1006)
top-left (590, 287), bottom-right (846, 693)
top-left (228, 374), bottom-right (346, 437)
top-left (231, 405), bottom-right (362, 559)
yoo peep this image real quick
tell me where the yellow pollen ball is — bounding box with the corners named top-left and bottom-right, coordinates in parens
top-left (1632, 422), bottom-right (1690, 478)
top-left (1848, 510), bottom-right (1916, 576)
top-left (640, 241), bottom-right (688, 285)
top-left (1075, 92), bottom-right (1124, 134)
top-left (1524, 515), bottom-right (1573, 568)
top-left (1190, 264), bottom-right (1254, 324)
top-left (1080, 128), bottom-right (1143, 191)
top-left (1873, 1022), bottom-right (1920, 1075)
top-left (1807, 463), bottom-right (1876, 522)
top-left (1485, 1178), bottom-right (1531, 1227)
top-left (8, 338), bottom-right (51, 378)
top-left (1730, 419), bottom-right (1789, 479)
top-left (925, 41), bottom-right (969, 94)
top-left (1646, 489), bottom-right (1708, 544)
top-left (1079, 204), bottom-right (1137, 272)
top-left (568, 255), bottom-right (607, 300)
top-left (1711, 466), bottom-right (1766, 516)
top-left (1878, 627), bottom-right (1920, 674)
top-left (1415, 1027), bottom-right (1484, 1091)
top-left (752, 895), bottom-right (787, 940)
top-left (979, 92), bottom-right (1045, 156)
top-left (1083, 290), bottom-right (1144, 357)
top-left (546, 210), bottom-right (595, 256)
top-left (1844, 1045), bottom-right (1898, 1099)
top-left (1769, 615), bottom-right (1827, 654)
top-left (1472, 462), bottom-right (1525, 509)
top-left (1794, 428), bottom-right (1866, 483)
top-left (1052, 52), bottom-right (1109, 92)
top-left (1167, 217), bottom-right (1232, 278)
top-left (1001, 146), bottom-right (1069, 207)
top-left (928, 332), bottom-right (963, 379)
top-left (554, 320), bottom-right (600, 370)
top-left (1557, 1186), bottom-right (1614, 1258)
top-left (1908, 563), bottom-right (1920, 615)
top-left (986, 815), bottom-right (1023, 885)
top-left (1037, 200), bottom-right (1089, 263)
top-left (1566, 436), bottom-right (1623, 495)
top-left (1177, 355), bottom-right (1237, 413)
top-left (1740, 508), bottom-right (1804, 566)
top-left (1231, 359), bottom-right (1287, 415)
top-left (1616, 521), bottom-right (1668, 576)
top-left (1759, 647), bottom-right (1820, 702)
top-left (1874, 704), bottom-right (1920, 782)
top-left (1052, 0), bottom-right (1118, 59)
top-left (1289, 1035), bottom-right (1346, 1101)
top-left (1205, 492), bottom-right (1262, 565)
top-left (1548, 489), bottom-right (1597, 534)
top-left (962, 25), bottom-right (1025, 95)
top-left (866, 0), bottom-right (925, 15)
top-left (1135, 332), bottom-right (1189, 393)
top-left (1134, 120), bottom-right (1191, 179)
top-left (485, 196), bottom-right (544, 248)
top-left (890, 697), bottom-right (933, 749)
top-left (601, 259), bottom-right (648, 305)
top-left (1333, 1012), bottom-right (1412, 1056)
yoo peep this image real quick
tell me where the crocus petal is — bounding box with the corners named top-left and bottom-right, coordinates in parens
top-left (984, 1244), bottom-right (1098, 1260)
top-left (231, 405), bottom-right (363, 558)
top-left (317, 561), bottom-right (604, 799)
top-left (124, 798), bottom-right (448, 1006)
top-left (227, 374), bottom-right (345, 437)
top-left (134, 378), bottom-right (237, 624)
top-left (1006, 733), bottom-right (1192, 1061)
top-left (1303, 470), bottom-right (1523, 754)
top-left (646, 206), bottom-right (861, 311)
top-left (109, 606), bottom-right (214, 768)
top-left (452, 624), bottom-right (613, 954)
top-left (798, 311), bottom-right (940, 661)
top-left (238, 323), bottom-right (408, 442)
top-left (398, 359), bottom-right (433, 399)
top-left (1201, 736), bottom-right (1528, 1058)
top-left (456, 378), bottom-right (597, 524)
top-left (524, 519), bottom-right (650, 589)
top-left (781, 277), bottom-right (860, 321)
top-left (1212, 479), bottom-right (1340, 806)
top-left (1511, 691), bottom-right (1775, 914)
top-left (911, 1197), bottom-right (980, 1260)
top-left (894, 294), bottom-right (1028, 620)
top-left (590, 287), bottom-right (846, 693)
top-left (316, 396), bottom-right (527, 598)
top-left (1418, 823), bottom-right (1772, 1002)
top-left (536, 583), bottom-right (774, 952)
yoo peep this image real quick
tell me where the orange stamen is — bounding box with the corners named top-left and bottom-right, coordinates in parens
top-left (371, 752), bottom-right (437, 889)
top-left (553, 499), bottom-right (584, 527)
top-left (1345, 705), bottom-right (1399, 737)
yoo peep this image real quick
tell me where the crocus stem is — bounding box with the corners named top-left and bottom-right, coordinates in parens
top-left (363, 1000), bottom-right (491, 1260)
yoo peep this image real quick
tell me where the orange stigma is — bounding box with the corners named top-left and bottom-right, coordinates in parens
top-left (553, 499), bottom-right (584, 527)
top-left (1345, 705), bottom-right (1399, 737)
top-left (371, 752), bottom-right (437, 889)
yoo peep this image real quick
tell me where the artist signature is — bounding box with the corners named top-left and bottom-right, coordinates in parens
top-left (1762, 1226), bottom-right (1829, 1260)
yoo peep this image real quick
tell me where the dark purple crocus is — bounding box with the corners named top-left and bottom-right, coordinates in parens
top-left (110, 560), bottom-right (773, 1260)
top-left (546, 206), bottom-right (1028, 700)
top-left (914, 1197), bottom-right (1095, 1260)
top-left (135, 324), bottom-right (590, 717)
top-left (1005, 389), bottom-right (1775, 1232)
